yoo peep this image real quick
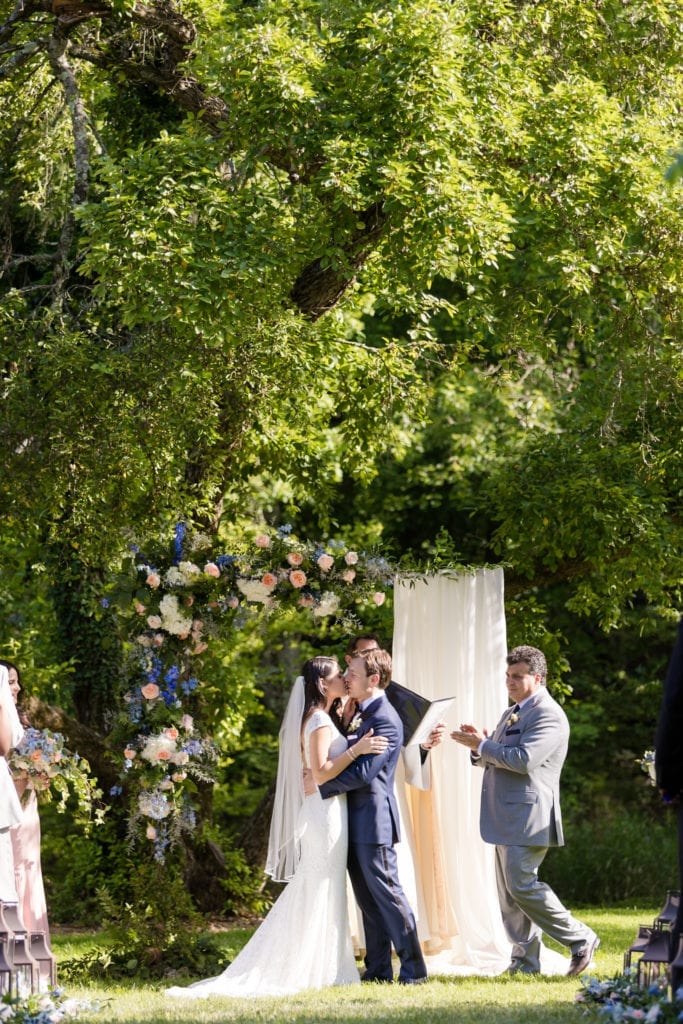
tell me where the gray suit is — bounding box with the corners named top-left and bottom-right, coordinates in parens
top-left (473, 686), bottom-right (593, 973)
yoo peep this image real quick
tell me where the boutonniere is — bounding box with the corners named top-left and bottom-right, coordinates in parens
top-left (507, 712), bottom-right (519, 725)
top-left (347, 713), bottom-right (363, 735)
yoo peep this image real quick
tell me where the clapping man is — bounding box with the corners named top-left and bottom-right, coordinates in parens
top-left (451, 645), bottom-right (599, 976)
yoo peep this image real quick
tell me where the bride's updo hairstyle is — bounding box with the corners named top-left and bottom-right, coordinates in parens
top-left (301, 656), bottom-right (339, 723)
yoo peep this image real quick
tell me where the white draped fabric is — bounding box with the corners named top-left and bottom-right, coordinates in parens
top-left (392, 569), bottom-right (568, 976)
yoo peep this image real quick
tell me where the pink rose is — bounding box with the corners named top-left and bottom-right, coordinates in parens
top-left (146, 615), bottom-right (162, 629)
top-left (262, 572), bottom-right (277, 588)
top-left (181, 714), bottom-right (194, 731)
top-left (317, 554), bottom-right (334, 572)
top-left (342, 569), bottom-right (356, 583)
top-left (157, 750), bottom-right (170, 761)
top-left (287, 552), bottom-right (304, 567)
top-left (204, 562), bottom-right (221, 578)
top-left (254, 534), bottom-right (270, 548)
top-left (289, 569), bottom-right (307, 589)
top-left (227, 596), bottom-right (239, 609)
top-left (165, 727), bottom-right (179, 740)
top-left (146, 825), bottom-right (157, 840)
top-left (141, 683), bottom-right (160, 700)
top-left (146, 572), bottom-right (161, 589)
top-left (134, 601), bottom-right (146, 615)
top-left (344, 551), bottom-right (359, 565)
top-left (124, 748), bottom-right (136, 759)
top-left (372, 592), bottom-right (386, 607)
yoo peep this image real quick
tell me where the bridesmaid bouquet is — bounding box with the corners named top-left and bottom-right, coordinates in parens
top-left (9, 728), bottom-right (103, 825)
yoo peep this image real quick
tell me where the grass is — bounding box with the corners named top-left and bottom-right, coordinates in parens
top-left (51, 905), bottom-right (660, 1024)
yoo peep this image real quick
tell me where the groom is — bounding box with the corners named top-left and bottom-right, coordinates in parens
top-left (318, 648), bottom-right (427, 984)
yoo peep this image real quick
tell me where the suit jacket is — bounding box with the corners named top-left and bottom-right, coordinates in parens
top-left (655, 616), bottom-right (683, 798)
top-left (319, 694), bottom-right (403, 846)
top-left (473, 686), bottom-right (568, 848)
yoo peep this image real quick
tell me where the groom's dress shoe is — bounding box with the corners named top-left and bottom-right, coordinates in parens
top-left (397, 975), bottom-right (428, 985)
top-left (567, 935), bottom-right (600, 976)
top-left (361, 973), bottom-right (392, 983)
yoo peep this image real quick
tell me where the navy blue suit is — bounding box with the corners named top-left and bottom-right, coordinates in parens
top-left (655, 616), bottom-right (683, 975)
top-left (319, 694), bottom-right (426, 982)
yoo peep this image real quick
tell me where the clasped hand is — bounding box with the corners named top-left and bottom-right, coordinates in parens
top-left (450, 723), bottom-right (488, 750)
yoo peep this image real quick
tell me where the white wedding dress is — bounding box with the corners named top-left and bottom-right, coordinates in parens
top-left (165, 709), bottom-right (360, 998)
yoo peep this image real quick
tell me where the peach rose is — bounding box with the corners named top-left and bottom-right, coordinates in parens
top-left (372, 592), bottom-right (386, 606)
top-left (156, 750), bottom-right (170, 761)
top-left (134, 601), bottom-right (146, 615)
top-left (289, 570), bottom-right (307, 589)
top-left (317, 554), bottom-right (334, 572)
top-left (299, 594), bottom-right (315, 607)
top-left (262, 572), bottom-right (277, 588)
top-left (254, 534), bottom-right (270, 548)
top-left (165, 727), bottom-right (179, 741)
top-left (342, 569), bottom-right (356, 583)
top-left (193, 641), bottom-right (208, 654)
top-left (124, 748), bottom-right (137, 759)
top-left (146, 825), bottom-right (157, 840)
top-left (146, 572), bottom-right (161, 588)
top-left (204, 562), bottom-right (221, 578)
top-left (344, 551), bottom-right (359, 565)
top-left (141, 683), bottom-right (160, 700)
top-left (287, 552), bottom-right (304, 567)
top-left (146, 615), bottom-right (162, 629)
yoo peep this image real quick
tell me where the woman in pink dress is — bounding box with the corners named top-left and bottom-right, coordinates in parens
top-left (1, 660), bottom-right (50, 938)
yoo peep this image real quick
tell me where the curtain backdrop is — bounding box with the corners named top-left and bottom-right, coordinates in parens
top-left (392, 569), bottom-right (567, 975)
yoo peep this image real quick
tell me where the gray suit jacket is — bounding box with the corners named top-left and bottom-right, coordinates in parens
top-left (473, 687), bottom-right (568, 848)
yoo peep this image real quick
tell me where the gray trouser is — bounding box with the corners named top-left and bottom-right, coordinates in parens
top-left (495, 844), bottom-right (593, 972)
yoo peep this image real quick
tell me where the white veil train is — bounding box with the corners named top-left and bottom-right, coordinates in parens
top-left (392, 569), bottom-right (568, 976)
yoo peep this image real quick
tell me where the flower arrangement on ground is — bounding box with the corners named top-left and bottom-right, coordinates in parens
top-left (108, 523), bottom-right (394, 859)
top-left (9, 729), bottom-right (103, 826)
top-left (576, 971), bottom-right (683, 1022)
top-left (0, 988), bottom-right (100, 1024)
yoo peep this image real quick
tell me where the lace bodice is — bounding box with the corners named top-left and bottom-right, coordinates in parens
top-left (303, 709), bottom-right (347, 769)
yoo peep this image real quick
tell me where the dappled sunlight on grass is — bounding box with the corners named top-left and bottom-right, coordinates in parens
top-left (52, 906), bottom-right (662, 1024)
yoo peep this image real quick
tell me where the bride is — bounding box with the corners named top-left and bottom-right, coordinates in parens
top-left (165, 655), bottom-right (387, 998)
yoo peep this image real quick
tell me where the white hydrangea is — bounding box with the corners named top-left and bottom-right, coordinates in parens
top-left (237, 578), bottom-right (275, 604)
top-left (313, 591), bottom-right (340, 617)
top-left (158, 594), bottom-right (193, 636)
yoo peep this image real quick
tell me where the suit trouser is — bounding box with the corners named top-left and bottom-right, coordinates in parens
top-left (495, 844), bottom-right (592, 972)
top-left (348, 841), bottom-right (426, 982)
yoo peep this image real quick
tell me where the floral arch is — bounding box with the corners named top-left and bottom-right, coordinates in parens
top-left (107, 524), bottom-right (393, 861)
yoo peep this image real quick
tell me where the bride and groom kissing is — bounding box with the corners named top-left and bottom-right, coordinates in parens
top-left (166, 638), bottom-right (441, 998)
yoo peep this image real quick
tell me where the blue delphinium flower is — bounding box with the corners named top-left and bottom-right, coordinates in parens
top-left (173, 522), bottom-right (186, 565)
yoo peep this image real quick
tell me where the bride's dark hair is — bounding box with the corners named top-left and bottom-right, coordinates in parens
top-left (301, 656), bottom-right (339, 723)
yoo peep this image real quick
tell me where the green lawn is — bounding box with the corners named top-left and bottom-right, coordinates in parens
top-left (52, 905), bottom-right (660, 1024)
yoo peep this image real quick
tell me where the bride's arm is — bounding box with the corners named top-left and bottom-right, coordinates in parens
top-left (308, 726), bottom-right (386, 786)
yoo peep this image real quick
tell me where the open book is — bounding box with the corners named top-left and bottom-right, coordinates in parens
top-left (386, 680), bottom-right (456, 746)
